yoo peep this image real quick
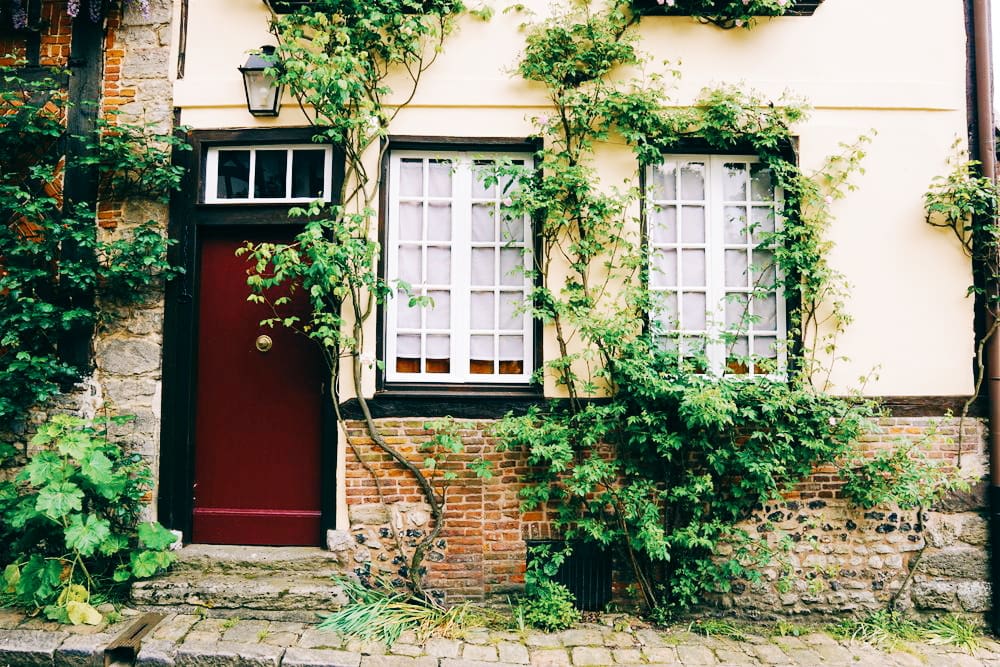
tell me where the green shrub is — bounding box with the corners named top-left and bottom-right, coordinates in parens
top-left (516, 580), bottom-right (581, 632)
top-left (0, 415), bottom-right (176, 624)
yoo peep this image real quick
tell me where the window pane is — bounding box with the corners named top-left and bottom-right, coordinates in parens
top-left (681, 206), bottom-right (705, 244)
top-left (396, 334), bottom-right (421, 374)
top-left (654, 291), bottom-right (678, 327)
top-left (727, 336), bottom-right (749, 374)
top-left (752, 250), bottom-right (776, 287)
top-left (216, 150), bottom-right (250, 199)
top-left (472, 203), bottom-right (495, 242)
top-left (428, 160), bottom-right (452, 197)
top-left (499, 336), bottom-right (524, 374)
top-left (724, 206), bottom-right (748, 244)
top-left (650, 162), bottom-right (677, 200)
top-left (680, 162), bottom-right (705, 200)
top-left (725, 293), bottom-right (748, 329)
top-left (291, 150), bottom-right (325, 198)
top-left (500, 209), bottom-right (525, 242)
top-left (471, 248), bottom-right (495, 285)
top-left (471, 160), bottom-right (496, 198)
top-left (425, 335), bottom-right (450, 373)
top-left (681, 249), bottom-right (706, 286)
top-left (499, 292), bottom-right (523, 330)
top-left (754, 292), bottom-right (778, 330)
top-left (426, 246), bottom-right (451, 284)
top-left (399, 203), bottom-right (422, 241)
top-left (751, 206), bottom-right (776, 243)
top-left (500, 248), bottom-right (522, 286)
top-left (722, 162), bottom-right (747, 201)
top-left (470, 292), bottom-right (495, 329)
top-left (725, 249), bottom-right (748, 288)
top-left (751, 163), bottom-right (775, 200)
top-left (754, 336), bottom-right (777, 358)
top-left (427, 203), bottom-right (452, 241)
top-left (254, 150), bottom-right (287, 198)
top-left (470, 334), bottom-right (494, 374)
top-left (400, 159), bottom-right (423, 196)
top-left (682, 292), bottom-right (707, 330)
top-left (650, 249), bottom-right (677, 287)
top-left (397, 292), bottom-right (421, 328)
top-left (397, 245), bottom-right (421, 283)
top-left (650, 206), bottom-right (677, 244)
top-left (426, 290), bottom-right (450, 329)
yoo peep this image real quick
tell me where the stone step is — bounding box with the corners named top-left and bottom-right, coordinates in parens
top-left (165, 544), bottom-right (350, 577)
top-left (132, 572), bottom-right (350, 622)
top-left (130, 545), bottom-right (354, 622)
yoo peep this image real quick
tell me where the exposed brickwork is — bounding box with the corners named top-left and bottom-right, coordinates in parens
top-left (344, 416), bottom-right (990, 616)
top-left (0, 1), bottom-right (72, 67)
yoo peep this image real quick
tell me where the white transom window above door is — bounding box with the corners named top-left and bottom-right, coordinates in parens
top-left (385, 149), bottom-right (535, 385)
top-left (204, 144), bottom-right (334, 204)
top-left (646, 154), bottom-right (787, 377)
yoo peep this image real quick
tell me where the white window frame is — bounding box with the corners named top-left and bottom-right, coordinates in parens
top-left (385, 149), bottom-right (535, 385)
top-left (646, 154), bottom-right (787, 377)
top-left (204, 144), bottom-right (334, 204)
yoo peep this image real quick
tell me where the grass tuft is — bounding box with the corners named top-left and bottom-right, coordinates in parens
top-left (925, 614), bottom-right (982, 653)
top-left (828, 610), bottom-right (922, 650)
top-left (688, 618), bottom-right (747, 641)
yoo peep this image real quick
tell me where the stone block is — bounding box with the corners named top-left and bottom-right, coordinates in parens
top-left (358, 657), bottom-right (437, 667)
top-left (0, 629), bottom-right (70, 667)
top-left (558, 628), bottom-right (605, 646)
top-left (174, 640), bottom-right (282, 666)
top-left (912, 581), bottom-right (958, 610)
top-left (526, 649), bottom-right (571, 666)
top-left (462, 643), bottom-right (498, 661)
top-left (136, 639), bottom-right (178, 666)
top-left (423, 637), bottom-right (461, 658)
top-left (675, 644), bottom-right (717, 665)
top-left (55, 632), bottom-right (116, 667)
top-left (918, 547), bottom-right (989, 579)
top-left (959, 515), bottom-right (988, 546)
top-left (349, 504), bottom-right (390, 526)
top-left (497, 641), bottom-right (530, 664)
top-left (933, 481), bottom-right (987, 513)
top-left (97, 338), bottom-right (161, 375)
top-left (281, 647), bottom-right (361, 667)
top-left (958, 580), bottom-right (991, 612)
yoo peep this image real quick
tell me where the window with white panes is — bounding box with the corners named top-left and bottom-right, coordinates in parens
top-left (385, 151), bottom-right (534, 384)
top-left (647, 155), bottom-right (786, 376)
top-left (204, 145), bottom-right (333, 203)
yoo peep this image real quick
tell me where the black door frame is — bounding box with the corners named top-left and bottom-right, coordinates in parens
top-left (158, 127), bottom-right (344, 543)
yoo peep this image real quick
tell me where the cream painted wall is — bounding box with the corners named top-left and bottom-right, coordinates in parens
top-left (173, 0), bottom-right (975, 398)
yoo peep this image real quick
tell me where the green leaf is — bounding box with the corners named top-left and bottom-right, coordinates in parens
top-left (137, 522), bottom-right (177, 550)
top-left (66, 601), bottom-right (103, 626)
top-left (3, 563), bottom-right (20, 593)
top-left (65, 514), bottom-right (112, 557)
top-left (17, 555), bottom-right (63, 604)
top-left (129, 549), bottom-right (176, 578)
top-left (79, 451), bottom-right (114, 489)
top-left (35, 481), bottom-right (84, 520)
top-left (22, 451), bottom-right (68, 487)
top-left (112, 565), bottom-right (132, 583)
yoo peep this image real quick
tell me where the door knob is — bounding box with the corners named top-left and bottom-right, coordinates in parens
top-left (255, 335), bottom-right (273, 353)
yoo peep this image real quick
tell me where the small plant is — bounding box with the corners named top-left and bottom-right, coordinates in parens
top-left (925, 614), bottom-right (982, 653)
top-left (828, 610), bottom-right (922, 650)
top-left (514, 580), bottom-right (581, 633)
top-left (0, 415), bottom-right (176, 624)
top-left (317, 576), bottom-right (491, 645)
top-left (769, 619), bottom-right (811, 637)
top-left (221, 617), bottom-right (240, 630)
top-left (688, 618), bottom-right (748, 641)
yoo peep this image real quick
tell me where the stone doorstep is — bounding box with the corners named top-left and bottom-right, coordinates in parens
top-left (131, 545), bottom-right (352, 622)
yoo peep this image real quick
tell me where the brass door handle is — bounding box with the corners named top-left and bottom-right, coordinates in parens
top-left (255, 335), bottom-right (273, 353)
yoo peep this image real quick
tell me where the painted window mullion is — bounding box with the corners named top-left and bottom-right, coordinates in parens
top-left (452, 155), bottom-right (472, 382)
top-left (385, 155), bottom-right (402, 381)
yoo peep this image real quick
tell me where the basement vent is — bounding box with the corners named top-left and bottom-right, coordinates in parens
top-left (526, 540), bottom-right (612, 612)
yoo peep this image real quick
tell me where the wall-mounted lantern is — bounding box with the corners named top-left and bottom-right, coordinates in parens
top-left (239, 45), bottom-right (283, 117)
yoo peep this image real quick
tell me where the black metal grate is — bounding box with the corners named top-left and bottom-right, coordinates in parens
top-left (630, 0), bottom-right (825, 17)
top-left (526, 540), bottom-right (613, 612)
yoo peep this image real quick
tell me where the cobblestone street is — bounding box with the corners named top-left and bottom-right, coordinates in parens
top-left (2, 608), bottom-right (1000, 666)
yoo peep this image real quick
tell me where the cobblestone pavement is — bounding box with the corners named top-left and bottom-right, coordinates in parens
top-left (3, 607), bottom-right (1000, 666)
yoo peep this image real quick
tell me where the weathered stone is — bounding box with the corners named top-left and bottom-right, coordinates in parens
top-left (912, 581), bottom-right (958, 609)
top-left (924, 515), bottom-right (960, 548)
top-left (462, 643), bottom-right (498, 661)
top-left (0, 608), bottom-right (24, 629)
top-left (327, 530), bottom-right (354, 553)
top-left (349, 504), bottom-right (390, 525)
top-left (611, 647), bottom-right (643, 664)
top-left (959, 515), bottom-right (988, 546)
top-left (572, 646), bottom-right (614, 666)
top-left (932, 481), bottom-right (987, 513)
top-left (96, 338), bottom-right (161, 375)
top-left (749, 642), bottom-right (790, 664)
top-left (54, 632), bottom-right (115, 667)
top-left (497, 641), bottom-right (530, 664)
top-left (524, 633), bottom-right (562, 648)
top-left (135, 638), bottom-right (178, 666)
top-left (675, 644), bottom-right (717, 665)
top-left (281, 647), bottom-right (361, 667)
top-left (389, 644), bottom-right (422, 657)
top-left (423, 637), bottom-right (461, 658)
top-left (558, 628), bottom-right (605, 646)
top-left (918, 547), bottom-right (989, 579)
top-left (0, 629), bottom-right (70, 666)
top-left (528, 649), bottom-right (571, 666)
top-left (957, 580), bottom-right (992, 612)
top-left (642, 647), bottom-right (678, 663)
top-left (174, 640), bottom-right (282, 666)
top-left (220, 620), bottom-right (269, 644)
top-left (358, 657), bottom-right (437, 667)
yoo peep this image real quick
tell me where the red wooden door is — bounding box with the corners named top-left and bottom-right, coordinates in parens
top-left (191, 230), bottom-right (324, 546)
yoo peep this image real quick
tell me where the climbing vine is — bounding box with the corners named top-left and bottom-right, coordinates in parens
top-left (0, 63), bottom-right (183, 441)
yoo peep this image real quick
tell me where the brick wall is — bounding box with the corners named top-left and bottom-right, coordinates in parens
top-left (342, 415), bottom-right (990, 616)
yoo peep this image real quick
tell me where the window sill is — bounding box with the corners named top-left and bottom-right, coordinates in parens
top-left (339, 386), bottom-right (544, 420)
top-left (631, 0), bottom-right (824, 18)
